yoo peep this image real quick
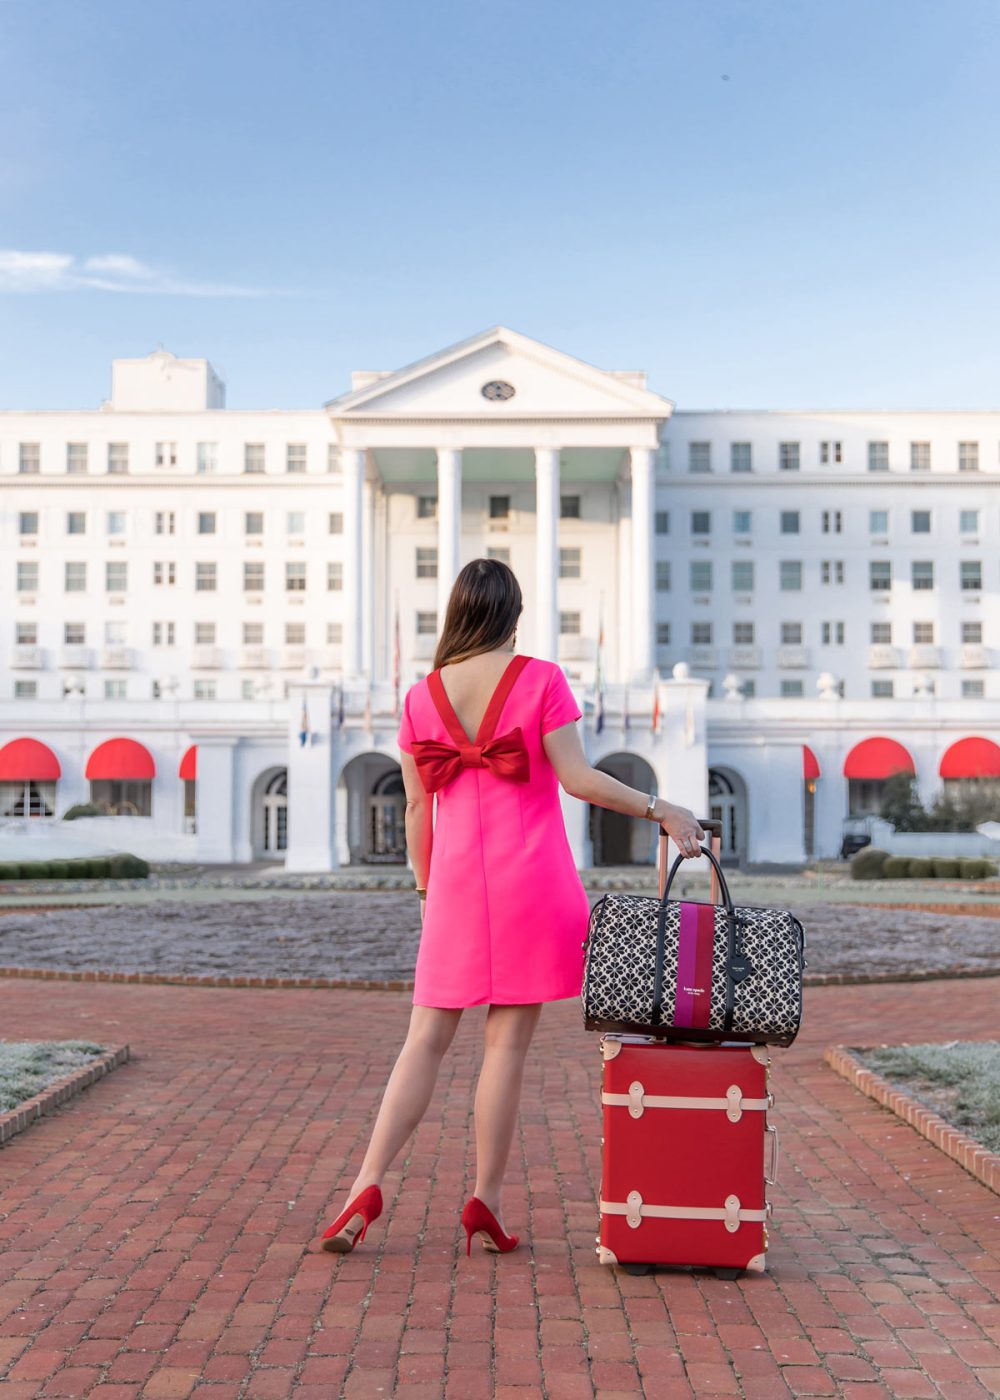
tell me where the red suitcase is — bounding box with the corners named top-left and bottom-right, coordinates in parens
top-left (597, 1034), bottom-right (778, 1274)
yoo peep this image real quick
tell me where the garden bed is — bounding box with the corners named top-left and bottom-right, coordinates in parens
top-left (0, 1039), bottom-right (130, 1145)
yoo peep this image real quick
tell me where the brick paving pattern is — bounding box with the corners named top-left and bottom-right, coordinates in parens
top-left (1, 975), bottom-right (999, 1397)
top-left (3, 893), bottom-right (1000, 982)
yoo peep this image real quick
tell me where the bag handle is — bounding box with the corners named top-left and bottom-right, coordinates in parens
top-left (659, 818), bottom-right (735, 917)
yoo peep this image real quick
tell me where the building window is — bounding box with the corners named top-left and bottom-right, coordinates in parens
top-left (152, 622), bottom-right (175, 646)
top-left (155, 441), bottom-right (178, 469)
top-left (690, 561), bottom-right (712, 593)
top-left (19, 443), bottom-right (40, 474)
top-left (913, 621), bottom-right (935, 644)
top-left (820, 560), bottom-right (845, 584)
top-left (912, 561), bottom-right (934, 590)
top-left (488, 495), bottom-right (510, 519)
top-left (960, 509), bottom-right (979, 534)
top-left (560, 494), bottom-right (581, 518)
top-left (67, 512), bottom-right (86, 534)
top-left (910, 441), bottom-right (931, 471)
top-left (731, 560), bottom-right (754, 592)
top-left (911, 510), bottom-right (931, 533)
top-left (15, 623), bottom-right (37, 644)
top-left (691, 622), bottom-right (712, 644)
top-left (656, 561), bottom-right (671, 591)
top-left (18, 511), bottom-right (39, 536)
top-left (691, 511), bottom-right (711, 535)
top-left (327, 512), bottom-right (343, 534)
top-left (559, 611), bottom-right (581, 635)
top-left (821, 510), bottom-right (842, 533)
top-left (688, 442), bottom-right (711, 473)
top-left (416, 547), bottom-right (437, 578)
top-left (417, 495), bottom-right (437, 519)
top-left (960, 561), bottom-right (982, 591)
top-left (66, 442), bottom-right (88, 475)
top-left (284, 511), bottom-right (304, 537)
top-left (327, 562), bottom-right (343, 591)
top-left (962, 679), bottom-right (985, 698)
top-left (962, 621), bottom-right (982, 643)
top-left (17, 561), bottom-right (38, 592)
top-left (285, 622), bottom-right (305, 644)
top-left (65, 622), bottom-right (85, 644)
top-left (732, 622), bottom-right (754, 644)
top-left (195, 563), bottom-right (217, 591)
top-left (326, 622), bottom-right (342, 643)
top-left (742, 679), bottom-right (756, 697)
top-left (11, 680), bottom-right (38, 703)
top-left (733, 510), bottom-right (751, 534)
top-left (822, 621), bottom-right (845, 644)
top-left (656, 622), bottom-right (671, 644)
top-left (193, 680), bottom-right (217, 700)
top-left (195, 622), bottom-right (216, 645)
top-left (286, 443), bottom-right (307, 474)
top-left (655, 510), bottom-right (670, 534)
top-left (244, 622), bottom-right (264, 644)
top-left (869, 561), bottom-right (891, 591)
top-left (245, 512), bottom-right (264, 535)
top-left (780, 679), bottom-right (804, 697)
top-left (244, 562), bottom-right (265, 591)
top-left (730, 442), bottom-right (752, 472)
top-left (108, 443), bottom-right (129, 475)
top-left (106, 561), bottom-right (127, 593)
top-left (285, 562), bottom-right (306, 591)
top-left (779, 561), bottom-right (802, 590)
top-left (244, 443), bottom-right (265, 474)
top-left (958, 441), bottom-right (979, 472)
top-left (327, 444), bottom-right (341, 473)
top-left (559, 547), bottom-right (581, 579)
top-left (869, 509), bottom-right (889, 535)
top-left (871, 622), bottom-right (892, 643)
top-left (416, 611), bottom-right (436, 635)
top-left (867, 441), bottom-right (889, 472)
top-left (106, 511), bottom-right (126, 536)
top-left (65, 562), bottom-right (87, 592)
top-left (778, 442), bottom-right (800, 472)
top-left (154, 511), bottom-right (175, 535)
top-left (819, 441), bottom-right (842, 464)
top-left (872, 679), bottom-right (894, 699)
top-left (780, 511), bottom-right (800, 534)
top-left (781, 623), bottom-right (802, 645)
top-left (487, 546), bottom-right (509, 563)
top-left (196, 442), bottom-right (218, 474)
top-left (153, 561), bottom-right (176, 586)
top-left (197, 512), bottom-right (217, 535)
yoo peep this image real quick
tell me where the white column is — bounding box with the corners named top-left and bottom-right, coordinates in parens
top-left (284, 681), bottom-right (339, 872)
top-left (342, 448), bottom-right (365, 679)
top-left (630, 446), bottom-right (655, 682)
top-left (194, 738), bottom-right (238, 863)
top-left (436, 448), bottom-right (462, 626)
top-left (535, 447), bottom-right (560, 661)
top-left (362, 476), bottom-right (375, 681)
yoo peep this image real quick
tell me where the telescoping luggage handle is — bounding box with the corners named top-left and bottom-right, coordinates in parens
top-left (658, 818), bottom-right (732, 914)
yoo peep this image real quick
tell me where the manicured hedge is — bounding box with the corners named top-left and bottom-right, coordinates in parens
top-left (849, 847), bottom-right (891, 879)
top-left (850, 849), bottom-right (998, 880)
top-left (0, 854), bottom-right (149, 881)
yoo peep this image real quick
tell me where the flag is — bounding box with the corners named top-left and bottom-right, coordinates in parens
top-left (337, 681), bottom-right (345, 729)
top-left (622, 681), bottom-right (630, 732)
top-left (651, 676), bottom-right (661, 734)
top-left (392, 594), bottom-right (401, 718)
top-left (298, 697), bottom-right (309, 748)
top-left (594, 600), bottom-right (605, 734)
top-left (363, 684), bottom-right (372, 732)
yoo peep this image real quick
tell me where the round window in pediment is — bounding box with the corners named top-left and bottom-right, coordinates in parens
top-left (481, 380), bottom-right (516, 402)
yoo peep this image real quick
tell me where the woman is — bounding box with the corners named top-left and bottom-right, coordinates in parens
top-left (315, 558), bottom-right (706, 1256)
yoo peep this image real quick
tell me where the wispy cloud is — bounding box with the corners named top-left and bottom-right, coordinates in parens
top-left (0, 249), bottom-right (271, 297)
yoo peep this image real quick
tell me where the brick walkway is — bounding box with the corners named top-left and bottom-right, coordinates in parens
top-left (0, 977), bottom-right (998, 1399)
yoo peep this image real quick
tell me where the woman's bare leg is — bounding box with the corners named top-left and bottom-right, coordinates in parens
top-left (341, 1004), bottom-right (463, 1203)
top-left (471, 1003), bottom-right (542, 1229)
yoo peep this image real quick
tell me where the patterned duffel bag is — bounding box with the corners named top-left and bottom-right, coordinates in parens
top-left (582, 833), bottom-right (805, 1047)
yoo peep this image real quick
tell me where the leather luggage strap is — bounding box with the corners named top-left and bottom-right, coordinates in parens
top-left (602, 1082), bottom-right (772, 1122)
top-left (600, 1191), bottom-right (771, 1233)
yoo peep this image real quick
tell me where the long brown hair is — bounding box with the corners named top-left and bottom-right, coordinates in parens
top-left (432, 558), bottom-right (524, 670)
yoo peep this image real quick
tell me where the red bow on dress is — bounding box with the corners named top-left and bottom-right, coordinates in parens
top-left (410, 727), bottom-right (530, 793)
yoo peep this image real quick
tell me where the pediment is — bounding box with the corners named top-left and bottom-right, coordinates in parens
top-left (325, 327), bottom-right (673, 420)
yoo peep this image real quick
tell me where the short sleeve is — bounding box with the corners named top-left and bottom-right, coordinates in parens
top-left (541, 663), bottom-right (582, 736)
top-left (397, 686), bottom-right (416, 753)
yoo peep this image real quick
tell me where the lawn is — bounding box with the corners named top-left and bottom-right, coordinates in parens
top-left (0, 1040), bottom-right (110, 1114)
top-left (858, 1040), bottom-right (1000, 1154)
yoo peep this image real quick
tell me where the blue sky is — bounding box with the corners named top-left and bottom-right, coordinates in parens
top-left (2, 0), bottom-right (998, 410)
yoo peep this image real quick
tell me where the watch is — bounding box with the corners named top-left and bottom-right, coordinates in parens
top-left (644, 792), bottom-right (657, 821)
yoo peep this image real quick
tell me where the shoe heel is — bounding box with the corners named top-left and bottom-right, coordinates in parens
top-left (465, 1228), bottom-right (472, 1256)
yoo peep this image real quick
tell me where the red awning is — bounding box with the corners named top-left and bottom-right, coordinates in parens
top-left (178, 745), bottom-right (197, 781)
top-left (843, 737), bottom-right (915, 781)
top-left (803, 744), bottom-right (821, 780)
top-left (939, 736), bottom-right (1000, 779)
top-left (85, 738), bottom-right (156, 781)
top-left (0, 737), bottom-right (62, 782)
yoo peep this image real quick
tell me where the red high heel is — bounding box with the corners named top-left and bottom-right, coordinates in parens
top-left (460, 1196), bottom-right (519, 1255)
top-left (319, 1184), bottom-right (382, 1253)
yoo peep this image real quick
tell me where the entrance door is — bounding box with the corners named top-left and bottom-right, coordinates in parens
top-left (263, 771), bottom-right (288, 854)
top-left (708, 769), bottom-right (743, 864)
top-left (368, 771), bottom-right (407, 861)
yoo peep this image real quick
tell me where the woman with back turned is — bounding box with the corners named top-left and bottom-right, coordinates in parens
top-left (315, 558), bottom-right (705, 1256)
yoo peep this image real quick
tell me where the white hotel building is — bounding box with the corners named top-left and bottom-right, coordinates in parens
top-left (1, 327), bottom-right (998, 871)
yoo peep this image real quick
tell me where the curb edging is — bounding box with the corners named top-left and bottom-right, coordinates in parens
top-left (0, 1043), bottom-right (130, 1147)
top-left (824, 1044), bottom-right (1000, 1197)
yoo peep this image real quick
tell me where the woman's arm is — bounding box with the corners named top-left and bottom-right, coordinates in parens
top-left (542, 721), bottom-right (706, 852)
top-left (399, 750), bottom-right (433, 894)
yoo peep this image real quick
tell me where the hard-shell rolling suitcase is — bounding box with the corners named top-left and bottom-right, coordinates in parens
top-left (597, 1034), bottom-right (778, 1274)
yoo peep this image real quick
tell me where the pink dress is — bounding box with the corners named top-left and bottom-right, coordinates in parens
top-left (396, 654), bottom-right (591, 1008)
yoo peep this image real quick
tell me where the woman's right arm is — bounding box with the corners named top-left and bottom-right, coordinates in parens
top-left (542, 721), bottom-right (706, 856)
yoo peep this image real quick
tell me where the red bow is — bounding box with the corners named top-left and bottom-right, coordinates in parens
top-left (410, 726), bottom-right (530, 793)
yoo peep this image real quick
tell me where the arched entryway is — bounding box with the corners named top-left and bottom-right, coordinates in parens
top-left (708, 767), bottom-right (748, 865)
top-left (590, 752), bottom-right (658, 865)
top-left (337, 753), bottom-right (407, 865)
top-left (251, 767), bottom-right (288, 857)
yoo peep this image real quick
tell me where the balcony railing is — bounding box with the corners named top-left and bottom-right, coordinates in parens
top-left (867, 645), bottom-right (901, 670)
top-left (775, 645), bottom-right (810, 669)
top-left (12, 646), bottom-right (43, 670)
top-left (907, 644), bottom-right (942, 669)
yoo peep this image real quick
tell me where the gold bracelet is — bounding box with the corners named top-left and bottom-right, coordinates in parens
top-left (415, 887), bottom-right (427, 899)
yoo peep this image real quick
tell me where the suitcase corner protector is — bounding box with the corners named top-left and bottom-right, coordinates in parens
top-left (744, 1252), bottom-right (766, 1274)
top-left (596, 1245), bottom-right (618, 1266)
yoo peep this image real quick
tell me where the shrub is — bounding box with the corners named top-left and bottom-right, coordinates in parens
top-left (850, 847), bottom-right (891, 880)
top-left (46, 860), bottom-right (70, 879)
top-left (955, 857), bottom-right (983, 879)
top-left (983, 859), bottom-right (1000, 877)
top-left (108, 853), bottom-right (150, 879)
top-left (62, 803), bottom-right (103, 821)
top-left (90, 857), bottom-right (112, 878)
top-left (62, 858), bottom-right (95, 879)
top-left (931, 858), bottom-right (960, 879)
top-left (906, 857), bottom-right (934, 878)
top-left (19, 861), bottom-right (52, 878)
top-left (882, 856), bottom-right (912, 878)
top-left (0, 862), bottom-right (22, 880)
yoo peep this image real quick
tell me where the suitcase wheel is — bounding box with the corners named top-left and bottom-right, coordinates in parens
top-left (621, 1262), bottom-right (654, 1276)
